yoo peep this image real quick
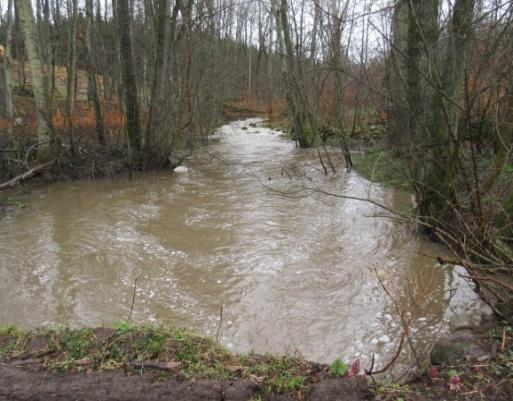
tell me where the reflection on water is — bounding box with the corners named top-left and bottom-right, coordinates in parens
top-left (0, 118), bottom-right (489, 372)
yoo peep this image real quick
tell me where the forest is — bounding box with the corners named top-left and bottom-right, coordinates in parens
top-left (1, 0), bottom-right (513, 400)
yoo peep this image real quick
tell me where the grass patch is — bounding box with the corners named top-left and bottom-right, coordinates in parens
top-left (352, 146), bottom-right (410, 190)
top-left (0, 325), bottom-right (27, 357)
top-left (0, 325), bottom-right (316, 395)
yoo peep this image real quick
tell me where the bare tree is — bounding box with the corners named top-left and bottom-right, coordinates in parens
top-left (16, 0), bottom-right (52, 146)
top-left (117, 0), bottom-right (142, 166)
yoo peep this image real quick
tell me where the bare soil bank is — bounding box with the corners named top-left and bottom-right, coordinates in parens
top-left (0, 365), bottom-right (369, 401)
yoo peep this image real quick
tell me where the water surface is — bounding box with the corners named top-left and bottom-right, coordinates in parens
top-left (0, 118), bottom-right (489, 372)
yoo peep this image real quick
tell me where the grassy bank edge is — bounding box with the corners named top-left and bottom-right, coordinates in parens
top-left (262, 117), bottom-right (410, 191)
top-left (2, 322), bottom-right (511, 400)
top-left (0, 323), bottom-right (355, 397)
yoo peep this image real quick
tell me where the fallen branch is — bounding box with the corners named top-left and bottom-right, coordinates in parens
top-left (0, 160), bottom-right (55, 191)
top-left (130, 360), bottom-right (181, 372)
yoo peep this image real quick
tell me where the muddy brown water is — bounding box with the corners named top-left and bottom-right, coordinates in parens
top-left (0, 118), bottom-right (489, 373)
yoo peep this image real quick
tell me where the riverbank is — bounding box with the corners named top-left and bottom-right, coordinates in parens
top-left (262, 117), bottom-right (409, 190)
top-left (1, 323), bottom-right (511, 400)
top-left (0, 324), bottom-right (369, 401)
top-left (1, 118), bottom-right (512, 400)
top-left (377, 318), bottom-right (513, 400)
top-left (0, 94), bottom-right (271, 192)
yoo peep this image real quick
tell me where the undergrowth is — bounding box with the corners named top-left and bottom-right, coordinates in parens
top-left (351, 146), bottom-right (410, 191)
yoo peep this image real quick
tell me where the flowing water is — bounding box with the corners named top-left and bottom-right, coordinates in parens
top-left (0, 118), bottom-right (489, 372)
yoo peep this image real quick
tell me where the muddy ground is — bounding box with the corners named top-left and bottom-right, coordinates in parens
top-left (0, 324), bottom-right (512, 400)
top-left (0, 326), bottom-right (371, 401)
top-left (0, 364), bottom-right (370, 401)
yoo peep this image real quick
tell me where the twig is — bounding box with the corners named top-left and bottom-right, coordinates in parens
top-left (127, 276), bottom-right (139, 322)
top-left (365, 353), bottom-right (375, 375)
top-left (216, 304), bottom-right (223, 343)
top-left (316, 147), bottom-right (328, 175)
top-left (259, 178), bottom-right (404, 218)
top-left (367, 331), bottom-right (406, 376)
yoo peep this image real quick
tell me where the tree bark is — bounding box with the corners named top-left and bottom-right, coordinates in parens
top-left (17, 0), bottom-right (51, 145)
top-left (146, 0), bottom-right (171, 150)
top-left (176, 0), bottom-right (193, 130)
top-left (117, 0), bottom-right (142, 166)
top-left (386, 0), bottom-right (409, 150)
top-left (0, 0), bottom-right (15, 119)
top-left (273, 0), bottom-right (311, 147)
top-left (64, 0), bottom-right (78, 150)
top-left (413, 0), bottom-right (476, 219)
top-left (86, 0), bottom-right (107, 146)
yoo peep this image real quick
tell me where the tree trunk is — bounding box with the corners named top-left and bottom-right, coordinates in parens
top-left (405, 0), bottom-right (440, 216)
top-left (65, 0), bottom-right (78, 150)
top-left (86, 0), bottom-right (107, 146)
top-left (330, 0), bottom-right (350, 131)
top-left (177, 0), bottom-right (193, 130)
top-left (0, 0), bottom-right (15, 119)
top-left (273, 0), bottom-right (311, 147)
top-left (146, 0), bottom-right (171, 151)
top-left (310, 0), bottom-right (320, 60)
top-left (386, 0), bottom-right (409, 150)
top-left (117, 0), bottom-right (142, 166)
top-left (17, 0), bottom-right (51, 145)
top-left (416, 0), bottom-right (475, 220)
top-left (405, 0), bottom-right (476, 221)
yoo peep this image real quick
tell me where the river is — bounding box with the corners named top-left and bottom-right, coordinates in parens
top-left (0, 118), bottom-right (489, 373)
